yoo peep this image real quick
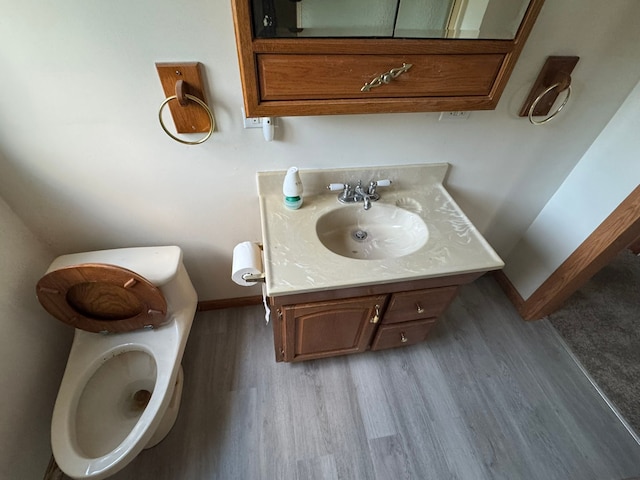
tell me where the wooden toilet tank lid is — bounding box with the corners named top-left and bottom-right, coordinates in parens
top-left (36, 263), bottom-right (168, 333)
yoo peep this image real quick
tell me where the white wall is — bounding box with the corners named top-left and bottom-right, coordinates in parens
top-left (0, 194), bottom-right (72, 479)
top-left (1, 0), bottom-right (640, 301)
top-left (503, 80), bottom-right (640, 299)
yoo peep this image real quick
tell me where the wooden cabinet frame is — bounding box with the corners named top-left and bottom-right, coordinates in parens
top-left (231, 0), bottom-right (546, 116)
top-left (269, 272), bottom-right (482, 362)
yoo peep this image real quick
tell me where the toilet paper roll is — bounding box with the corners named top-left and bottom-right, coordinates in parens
top-left (231, 241), bottom-right (263, 286)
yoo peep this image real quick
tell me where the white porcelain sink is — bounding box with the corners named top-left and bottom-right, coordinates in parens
top-left (257, 164), bottom-right (505, 296)
top-left (315, 204), bottom-right (429, 260)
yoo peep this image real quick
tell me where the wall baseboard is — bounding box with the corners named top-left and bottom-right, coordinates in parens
top-left (197, 296), bottom-right (263, 311)
top-left (493, 271), bottom-right (529, 318)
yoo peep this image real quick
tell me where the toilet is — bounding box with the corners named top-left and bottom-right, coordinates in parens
top-left (36, 246), bottom-right (197, 480)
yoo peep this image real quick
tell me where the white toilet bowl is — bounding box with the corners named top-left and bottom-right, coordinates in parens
top-left (37, 246), bottom-right (197, 480)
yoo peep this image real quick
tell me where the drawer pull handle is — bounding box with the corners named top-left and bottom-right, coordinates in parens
top-left (361, 63), bottom-right (412, 92)
top-left (416, 303), bottom-right (425, 314)
top-left (370, 304), bottom-right (381, 324)
top-left (400, 332), bottom-right (408, 343)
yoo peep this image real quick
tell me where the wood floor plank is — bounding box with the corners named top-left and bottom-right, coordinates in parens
top-left (297, 454), bottom-right (339, 480)
top-left (375, 349), bottom-right (459, 478)
top-left (217, 388), bottom-right (260, 480)
top-left (401, 339), bottom-right (503, 479)
top-left (348, 353), bottom-right (397, 440)
top-left (106, 278), bottom-right (640, 480)
top-left (439, 294), bottom-right (589, 479)
top-left (315, 358), bottom-right (376, 479)
top-left (464, 279), bottom-right (640, 478)
top-left (368, 435), bottom-right (416, 480)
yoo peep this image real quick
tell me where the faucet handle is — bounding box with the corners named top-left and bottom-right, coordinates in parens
top-left (329, 183), bottom-right (354, 202)
top-left (368, 179), bottom-right (392, 196)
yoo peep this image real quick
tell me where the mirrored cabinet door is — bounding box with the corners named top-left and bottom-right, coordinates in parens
top-left (252, 0), bottom-right (532, 39)
top-left (232, 0), bottom-right (546, 116)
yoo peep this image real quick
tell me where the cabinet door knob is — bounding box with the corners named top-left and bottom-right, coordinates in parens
top-left (400, 332), bottom-right (408, 343)
top-left (416, 303), bottom-right (425, 314)
top-left (370, 304), bottom-right (380, 324)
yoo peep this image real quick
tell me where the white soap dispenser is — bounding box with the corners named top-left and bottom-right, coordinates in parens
top-left (283, 166), bottom-right (303, 210)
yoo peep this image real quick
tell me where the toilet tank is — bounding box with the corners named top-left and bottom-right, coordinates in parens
top-left (46, 246), bottom-right (183, 287)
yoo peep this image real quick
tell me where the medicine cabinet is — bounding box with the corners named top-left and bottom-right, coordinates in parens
top-left (231, 0), bottom-right (545, 116)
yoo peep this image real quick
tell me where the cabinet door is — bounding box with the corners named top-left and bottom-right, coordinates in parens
top-left (383, 286), bottom-right (458, 324)
top-left (282, 295), bottom-right (386, 362)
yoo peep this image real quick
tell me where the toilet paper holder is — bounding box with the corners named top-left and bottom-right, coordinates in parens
top-left (242, 243), bottom-right (265, 282)
top-left (242, 272), bottom-right (265, 283)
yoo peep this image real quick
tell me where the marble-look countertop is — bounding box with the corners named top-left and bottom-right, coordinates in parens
top-left (257, 163), bottom-right (504, 297)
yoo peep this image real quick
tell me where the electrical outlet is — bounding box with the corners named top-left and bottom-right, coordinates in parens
top-left (242, 108), bottom-right (264, 128)
top-left (438, 111), bottom-right (470, 121)
top-left (242, 116), bottom-right (263, 129)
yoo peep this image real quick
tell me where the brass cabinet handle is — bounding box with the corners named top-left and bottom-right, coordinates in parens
top-left (400, 332), bottom-right (408, 343)
top-left (370, 304), bottom-right (381, 324)
top-left (361, 63), bottom-right (412, 92)
top-left (416, 303), bottom-right (425, 314)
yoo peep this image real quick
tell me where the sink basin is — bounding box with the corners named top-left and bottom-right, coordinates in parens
top-left (315, 204), bottom-right (429, 260)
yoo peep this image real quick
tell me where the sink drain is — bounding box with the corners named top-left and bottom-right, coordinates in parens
top-left (352, 229), bottom-right (368, 242)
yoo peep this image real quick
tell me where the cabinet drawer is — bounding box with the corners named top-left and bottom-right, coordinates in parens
top-left (370, 319), bottom-right (436, 351)
top-left (383, 286), bottom-right (458, 324)
top-left (258, 54), bottom-right (504, 101)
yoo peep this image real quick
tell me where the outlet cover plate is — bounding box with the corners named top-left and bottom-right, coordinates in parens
top-left (439, 111), bottom-right (470, 121)
top-left (242, 108), bottom-right (264, 128)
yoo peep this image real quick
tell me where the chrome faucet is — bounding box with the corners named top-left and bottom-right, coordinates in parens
top-left (327, 179), bottom-right (392, 210)
top-left (354, 182), bottom-right (374, 210)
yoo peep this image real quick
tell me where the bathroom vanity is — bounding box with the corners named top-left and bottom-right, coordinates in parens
top-left (257, 164), bottom-right (504, 362)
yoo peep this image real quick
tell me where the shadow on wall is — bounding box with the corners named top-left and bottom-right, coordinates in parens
top-left (0, 145), bottom-right (157, 254)
top-left (0, 186), bottom-right (73, 479)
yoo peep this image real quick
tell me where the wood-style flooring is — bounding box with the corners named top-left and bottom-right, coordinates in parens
top-left (105, 276), bottom-right (640, 480)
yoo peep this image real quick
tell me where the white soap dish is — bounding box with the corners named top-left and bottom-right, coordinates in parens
top-left (395, 197), bottom-right (423, 215)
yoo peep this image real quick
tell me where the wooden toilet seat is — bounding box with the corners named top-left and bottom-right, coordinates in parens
top-left (36, 264), bottom-right (168, 333)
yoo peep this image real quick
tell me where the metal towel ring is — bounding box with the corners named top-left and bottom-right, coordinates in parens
top-left (528, 82), bottom-right (572, 125)
top-left (158, 93), bottom-right (215, 145)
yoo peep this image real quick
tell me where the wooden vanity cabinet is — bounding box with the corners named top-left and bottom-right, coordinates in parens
top-left (269, 273), bottom-right (480, 362)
